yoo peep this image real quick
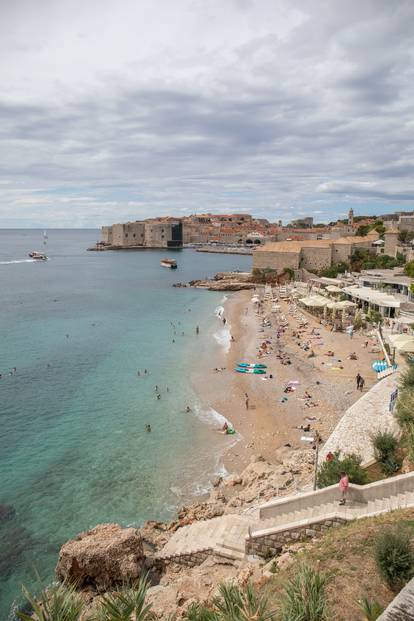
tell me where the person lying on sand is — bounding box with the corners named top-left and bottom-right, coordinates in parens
top-left (348, 352), bottom-right (358, 360)
top-left (325, 350), bottom-right (335, 357)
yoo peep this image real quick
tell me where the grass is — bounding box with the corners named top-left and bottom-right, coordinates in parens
top-left (260, 508), bottom-right (414, 621)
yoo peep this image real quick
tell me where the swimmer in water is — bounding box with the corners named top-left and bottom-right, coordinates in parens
top-left (157, 394), bottom-right (161, 400)
top-left (185, 406), bottom-right (191, 413)
top-left (145, 424), bottom-right (151, 432)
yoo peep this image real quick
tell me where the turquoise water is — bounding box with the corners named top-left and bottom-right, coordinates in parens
top-left (0, 230), bottom-right (251, 618)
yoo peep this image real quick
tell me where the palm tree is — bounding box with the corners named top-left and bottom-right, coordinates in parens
top-left (94, 575), bottom-right (155, 621)
top-left (17, 582), bottom-right (84, 621)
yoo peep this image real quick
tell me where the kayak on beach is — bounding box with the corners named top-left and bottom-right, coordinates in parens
top-left (237, 362), bottom-right (267, 368)
top-left (235, 367), bottom-right (266, 374)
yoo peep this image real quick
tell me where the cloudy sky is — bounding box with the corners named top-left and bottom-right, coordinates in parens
top-left (1, 0), bottom-right (414, 227)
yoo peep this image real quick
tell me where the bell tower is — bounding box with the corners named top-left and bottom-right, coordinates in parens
top-left (348, 208), bottom-right (354, 226)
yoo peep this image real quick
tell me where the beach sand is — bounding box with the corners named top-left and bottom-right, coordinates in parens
top-left (193, 288), bottom-right (379, 476)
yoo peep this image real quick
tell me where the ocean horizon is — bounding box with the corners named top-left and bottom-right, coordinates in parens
top-left (0, 229), bottom-right (251, 618)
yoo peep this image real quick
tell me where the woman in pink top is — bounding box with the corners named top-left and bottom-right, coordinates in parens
top-left (339, 471), bottom-right (349, 505)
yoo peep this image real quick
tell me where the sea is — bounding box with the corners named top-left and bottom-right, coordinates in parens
top-left (0, 229), bottom-right (251, 618)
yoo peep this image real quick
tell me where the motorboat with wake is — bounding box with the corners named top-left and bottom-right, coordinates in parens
top-left (29, 251), bottom-right (48, 261)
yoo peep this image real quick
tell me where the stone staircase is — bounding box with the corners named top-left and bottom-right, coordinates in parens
top-left (155, 472), bottom-right (414, 566)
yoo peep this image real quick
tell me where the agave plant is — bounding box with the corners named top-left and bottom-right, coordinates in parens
top-left (358, 597), bottom-right (384, 621)
top-left (17, 582), bottom-right (84, 621)
top-left (279, 565), bottom-right (329, 621)
top-left (213, 582), bottom-right (276, 621)
top-left (183, 582), bottom-right (276, 621)
top-left (93, 575), bottom-right (155, 621)
top-left (184, 602), bottom-right (217, 621)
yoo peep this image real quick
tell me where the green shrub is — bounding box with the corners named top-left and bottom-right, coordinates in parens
top-left (283, 267), bottom-right (295, 280)
top-left (317, 452), bottom-right (369, 488)
top-left (94, 576), bottom-right (155, 621)
top-left (358, 598), bottom-right (384, 621)
top-left (407, 424), bottom-right (414, 464)
top-left (18, 582), bottom-right (84, 621)
top-left (251, 268), bottom-right (278, 284)
top-left (404, 260), bottom-right (414, 278)
top-left (184, 582), bottom-right (276, 621)
top-left (366, 310), bottom-right (383, 325)
top-left (279, 565), bottom-right (329, 621)
top-left (374, 528), bottom-right (414, 591)
top-left (396, 389), bottom-right (414, 428)
top-left (371, 430), bottom-right (401, 475)
top-left (401, 365), bottom-right (414, 390)
top-left (320, 262), bottom-right (348, 278)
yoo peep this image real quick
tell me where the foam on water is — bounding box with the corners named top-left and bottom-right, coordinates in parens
top-left (0, 259), bottom-right (37, 265)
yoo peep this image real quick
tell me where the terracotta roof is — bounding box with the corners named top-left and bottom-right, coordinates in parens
top-left (256, 239), bottom-right (332, 253)
top-left (257, 232), bottom-right (379, 253)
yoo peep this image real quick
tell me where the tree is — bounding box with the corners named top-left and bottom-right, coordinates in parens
top-left (356, 225), bottom-right (369, 237)
top-left (398, 229), bottom-right (414, 244)
top-left (404, 260), bottom-right (414, 277)
top-left (320, 262), bottom-right (348, 278)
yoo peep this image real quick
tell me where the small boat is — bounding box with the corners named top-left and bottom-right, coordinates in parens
top-left (235, 367), bottom-right (266, 374)
top-left (160, 258), bottom-right (177, 269)
top-left (29, 251), bottom-right (48, 261)
top-left (238, 362), bottom-right (267, 368)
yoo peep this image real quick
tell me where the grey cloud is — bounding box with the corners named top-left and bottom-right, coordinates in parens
top-left (0, 0), bottom-right (414, 226)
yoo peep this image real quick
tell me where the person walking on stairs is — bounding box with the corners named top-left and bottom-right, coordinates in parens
top-left (339, 471), bottom-right (349, 505)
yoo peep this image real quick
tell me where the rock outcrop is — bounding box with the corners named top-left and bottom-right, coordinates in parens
top-left (175, 271), bottom-right (256, 291)
top-left (56, 523), bottom-right (145, 591)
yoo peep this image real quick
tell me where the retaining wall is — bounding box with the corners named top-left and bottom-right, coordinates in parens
top-left (246, 515), bottom-right (348, 557)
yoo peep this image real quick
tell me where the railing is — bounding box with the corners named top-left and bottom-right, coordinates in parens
top-left (259, 471), bottom-right (414, 520)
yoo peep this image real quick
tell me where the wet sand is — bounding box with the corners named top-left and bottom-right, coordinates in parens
top-left (194, 288), bottom-right (379, 475)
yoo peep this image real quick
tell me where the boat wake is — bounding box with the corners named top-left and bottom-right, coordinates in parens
top-left (0, 259), bottom-right (37, 265)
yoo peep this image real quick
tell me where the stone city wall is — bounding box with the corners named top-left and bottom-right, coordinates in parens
top-left (301, 246), bottom-right (332, 271)
top-left (253, 250), bottom-right (300, 272)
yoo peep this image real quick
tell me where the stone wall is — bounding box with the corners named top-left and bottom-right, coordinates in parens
top-left (301, 246), bottom-right (332, 271)
top-left (246, 516), bottom-right (347, 557)
top-left (253, 249), bottom-right (300, 272)
top-left (164, 549), bottom-right (213, 567)
top-left (332, 242), bottom-right (353, 263)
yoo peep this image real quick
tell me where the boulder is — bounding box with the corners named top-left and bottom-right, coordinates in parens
top-left (56, 523), bottom-right (145, 591)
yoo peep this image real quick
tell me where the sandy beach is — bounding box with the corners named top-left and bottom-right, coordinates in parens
top-left (194, 287), bottom-right (379, 477)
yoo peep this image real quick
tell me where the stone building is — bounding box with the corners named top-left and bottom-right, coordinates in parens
top-left (253, 233), bottom-right (378, 274)
top-left (101, 219), bottom-right (182, 249)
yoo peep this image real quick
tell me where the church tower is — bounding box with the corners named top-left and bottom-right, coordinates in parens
top-left (348, 208), bottom-right (354, 226)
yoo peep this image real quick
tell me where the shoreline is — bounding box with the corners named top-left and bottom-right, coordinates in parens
top-left (192, 286), bottom-right (379, 485)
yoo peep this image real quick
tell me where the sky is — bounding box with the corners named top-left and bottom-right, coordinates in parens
top-left (1, 0), bottom-right (414, 228)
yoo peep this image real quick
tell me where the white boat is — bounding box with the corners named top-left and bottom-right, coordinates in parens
top-left (29, 251), bottom-right (48, 261)
top-left (160, 258), bottom-right (177, 269)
